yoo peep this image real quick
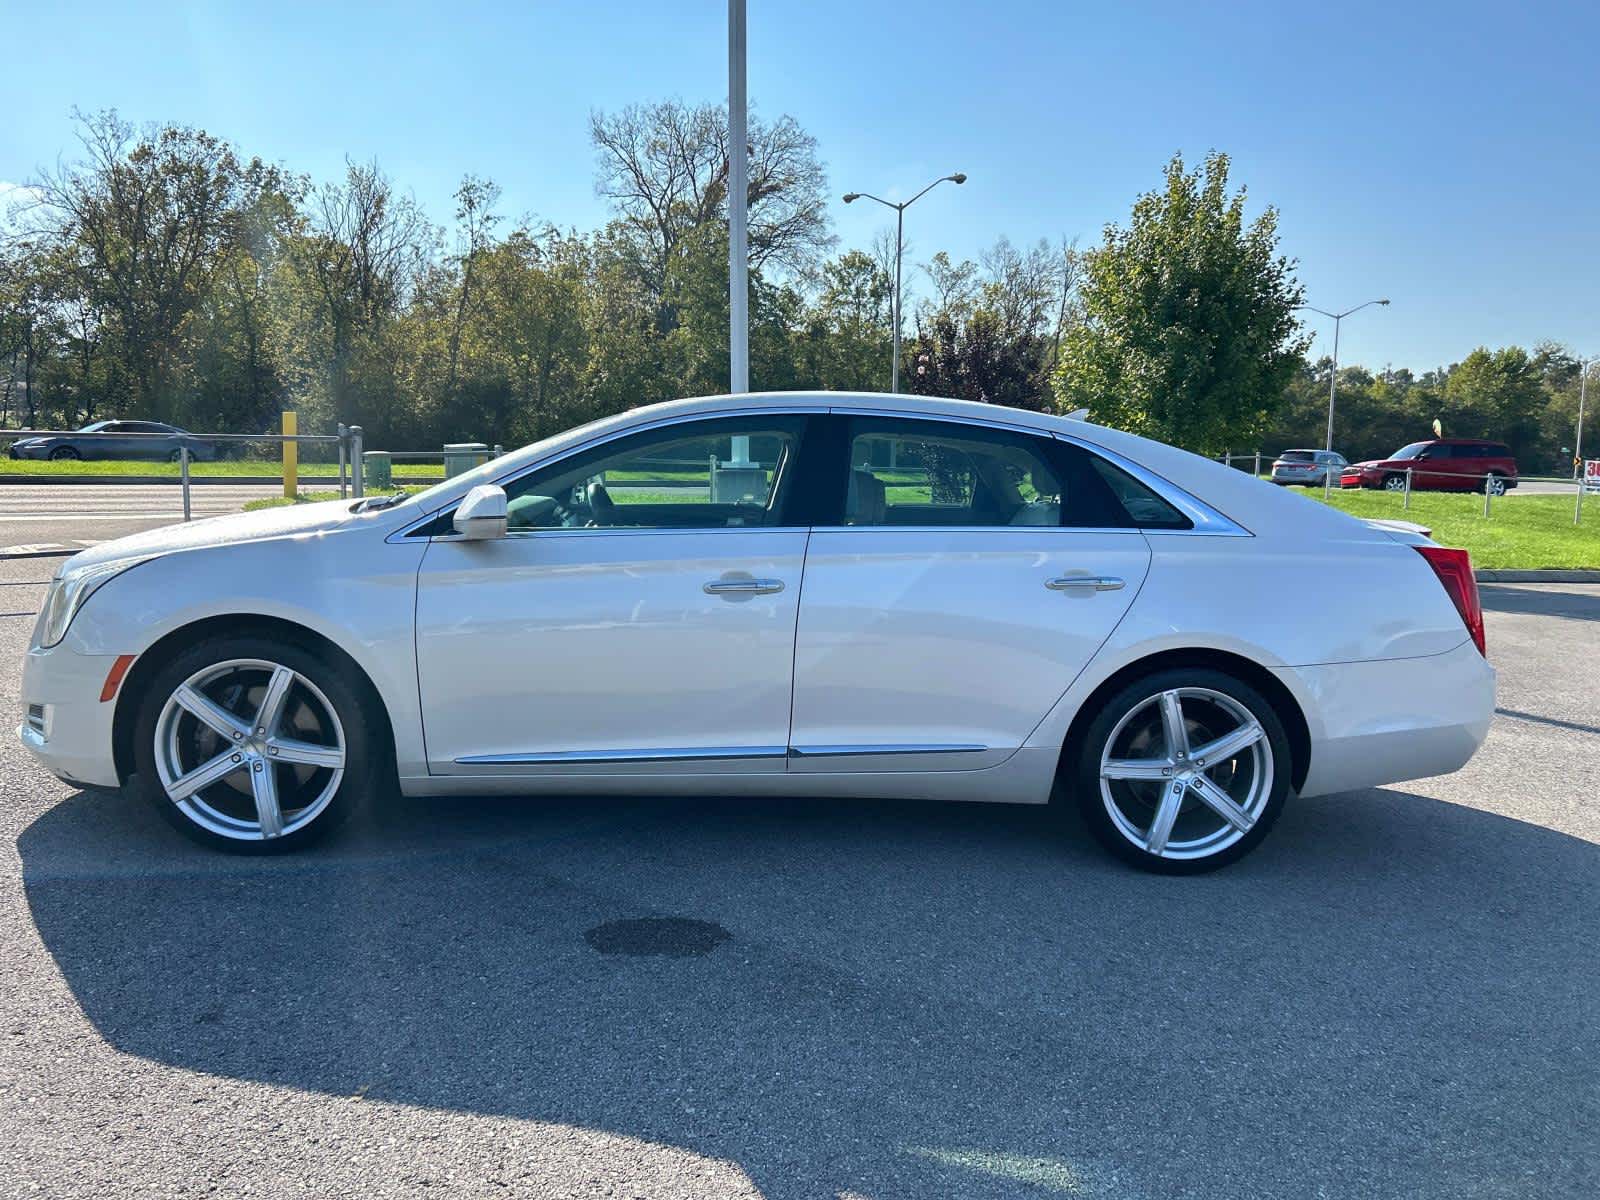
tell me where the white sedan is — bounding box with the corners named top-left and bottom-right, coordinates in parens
top-left (18, 393), bottom-right (1494, 872)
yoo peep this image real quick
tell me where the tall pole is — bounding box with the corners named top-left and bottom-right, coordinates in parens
top-left (1297, 298), bottom-right (1389, 452)
top-left (1577, 358), bottom-right (1592, 477)
top-left (841, 173), bottom-right (966, 395)
top-left (892, 206), bottom-right (904, 394)
top-left (727, 0), bottom-right (748, 394)
top-left (1326, 316), bottom-right (1341, 452)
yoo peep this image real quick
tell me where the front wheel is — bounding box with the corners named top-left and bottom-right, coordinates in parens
top-left (1069, 668), bottom-right (1292, 874)
top-left (49, 446), bottom-right (80, 461)
top-left (1383, 473), bottom-right (1408, 492)
top-left (131, 635), bottom-right (383, 852)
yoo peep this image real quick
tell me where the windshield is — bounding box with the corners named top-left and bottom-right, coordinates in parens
top-left (399, 410), bottom-right (625, 511)
top-left (1389, 442), bottom-right (1430, 461)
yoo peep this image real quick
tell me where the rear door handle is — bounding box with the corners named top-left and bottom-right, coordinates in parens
top-left (1046, 575), bottom-right (1125, 593)
top-left (704, 578), bottom-right (786, 596)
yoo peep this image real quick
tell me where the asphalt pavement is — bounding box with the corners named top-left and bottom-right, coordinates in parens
top-left (0, 483), bottom-right (283, 554)
top-left (0, 555), bottom-right (1596, 1198)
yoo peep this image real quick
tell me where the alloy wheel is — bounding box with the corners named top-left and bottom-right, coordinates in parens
top-left (1384, 475), bottom-right (1407, 492)
top-left (1099, 686), bottom-right (1274, 861)
top-left (152, 658), bottom-right (346, 841)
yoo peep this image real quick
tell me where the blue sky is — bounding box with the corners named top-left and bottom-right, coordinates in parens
top-left (4, 0), bottom-right (1597, 371)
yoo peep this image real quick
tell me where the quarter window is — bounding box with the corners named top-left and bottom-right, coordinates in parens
top-left (500, 416), bottom-right (806, 531)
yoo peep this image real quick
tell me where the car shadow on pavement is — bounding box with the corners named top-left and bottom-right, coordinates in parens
top-left (18, 785), bottom-right (1600, 1199)
top-left (1479, 584), bottom-right (1600, 623)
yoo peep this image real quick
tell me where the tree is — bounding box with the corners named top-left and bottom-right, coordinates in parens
top-left (589, 99), bottom-right (834, 311)
top-left (1055, 152), bottom-right (1308, 453)
top-left (31, 110), bottom-right (289, 420)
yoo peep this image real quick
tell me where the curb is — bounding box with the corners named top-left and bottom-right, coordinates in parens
top-left (1477, 569), bottom-right (1600, 583)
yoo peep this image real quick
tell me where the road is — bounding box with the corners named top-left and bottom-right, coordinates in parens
top-left (0, 483), bottom-right (283, 554)
top-left (0, 562), bottom-right (1596, 1198)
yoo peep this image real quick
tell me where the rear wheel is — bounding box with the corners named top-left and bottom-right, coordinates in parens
top-left (1070, 668), bottom-right (1292, 874)
top-left (131, 634), bottom-right (383, 853)
top-left (1482, 473), bottom-right (1507, 496)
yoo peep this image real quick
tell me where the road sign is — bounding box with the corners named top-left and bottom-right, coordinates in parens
top-left (1585, 459), bottom-right (1600, 494)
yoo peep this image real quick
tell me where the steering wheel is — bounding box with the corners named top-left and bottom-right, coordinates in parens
top-left (585, 480), bottom-right (617, 526)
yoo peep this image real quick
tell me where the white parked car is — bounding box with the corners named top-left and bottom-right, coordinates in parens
top-left (19, 393), bottom-right (1495, 873)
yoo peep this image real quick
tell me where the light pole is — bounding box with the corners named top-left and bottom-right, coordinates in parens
top-left (727, 0), bottom-right (749, 394)
top-left (1296, 299), bottom-right (1390, 450)
top-left (843, 173), bottom-right (967, 393)
top-left (1577, 356), bottom-right (1596, 478)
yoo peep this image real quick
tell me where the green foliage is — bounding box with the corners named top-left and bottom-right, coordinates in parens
top-left (1055, 152), bottom-right (1308, 454)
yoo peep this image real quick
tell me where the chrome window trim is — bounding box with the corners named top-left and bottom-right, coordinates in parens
top-left (787, 744), bottom-right (988, 757)
top-left (424, 524), bottom-right (809, 544)
top-left (389, 404), bottom-right (827, 542)
top-left (456, 745), bottom-right (789, 766)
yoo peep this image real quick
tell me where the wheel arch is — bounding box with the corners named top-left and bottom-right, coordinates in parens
top-left (1055, 647), bottom-right (1311, 794)
top-left (111, 613), bottom-right (396, 786)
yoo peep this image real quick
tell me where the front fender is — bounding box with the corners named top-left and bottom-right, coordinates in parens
top-left (63, 525), bottom-right (429, 776)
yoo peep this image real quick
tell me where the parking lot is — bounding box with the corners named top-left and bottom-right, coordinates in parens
top-left (1, 548), bottom-right (1596, 1198)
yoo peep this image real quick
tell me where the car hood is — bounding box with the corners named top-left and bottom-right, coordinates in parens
top-left (62, 499), bottom-right (363, 571)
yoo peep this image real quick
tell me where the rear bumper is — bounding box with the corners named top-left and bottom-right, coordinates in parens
top-left (17, 643), bottom-right (123, 789)
top-left (1277, 639), bottom-right (1495, 798)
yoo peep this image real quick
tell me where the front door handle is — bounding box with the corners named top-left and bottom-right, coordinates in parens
top-left (704, 578), bottom-right (786, 597)
top-left (1046, 575), bottom-right (1125, 593)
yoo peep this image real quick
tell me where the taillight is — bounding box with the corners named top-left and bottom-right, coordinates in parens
top-left (1415, 545), bottom-right (1485, 656)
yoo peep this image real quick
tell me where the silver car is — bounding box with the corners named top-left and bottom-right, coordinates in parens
top-left (1270, 449), bottom-right (1346, 486)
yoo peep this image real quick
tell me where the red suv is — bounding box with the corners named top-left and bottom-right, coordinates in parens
top-left (1340, 439), bottom-right (1518, 495)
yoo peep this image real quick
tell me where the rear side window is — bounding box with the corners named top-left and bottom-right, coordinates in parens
top-left (842, 419), bottom-right (1067, 527)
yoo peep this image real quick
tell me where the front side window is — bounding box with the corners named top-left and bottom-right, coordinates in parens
top-left (500, 416), bottom-right (806, 532)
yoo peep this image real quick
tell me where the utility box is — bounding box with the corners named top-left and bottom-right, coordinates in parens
top-left (710, 463), bottom-right (767, 503)
top-left (363, 451), bottom-right (392, 491)
top-left (444, 442), bottom-right (490, 479)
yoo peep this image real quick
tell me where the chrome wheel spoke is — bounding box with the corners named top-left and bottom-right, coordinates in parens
top-left (1145, 780), bottom-right (1187, 855)
top-left (254, 666), bottom-right (295, 738)
top-left (1102, 757), bottom-right (1173, 781)
top-left (1188, 774), bottom-right (1255, 832)
top-left (268, 737), bottom-right (344, 769)
top-left (168, 750), bottom-right (244, 801)
top-left (1189, 721), bottom-right (1263, 767)
top-left (156, 657), bottom-right (348, 842)
top-left (174, 684), bottom-right (251, 741)
top-left (251, 762), bottom-right (283, 838)
top-left (1159, 690), bottom-right (1189, 760)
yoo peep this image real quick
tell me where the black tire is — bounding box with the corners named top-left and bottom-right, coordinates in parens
top-left (129, 633), bottom-right (385, 853)
top-left (167, 448), bottom-right (183, 463)
top-left (49, 445), bottom-right (80, 461)
top-left (1067, 667), bottom-right (1293, 875)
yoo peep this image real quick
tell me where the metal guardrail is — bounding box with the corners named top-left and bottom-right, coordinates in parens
top-left (0, 425), bottom-right (366, 519)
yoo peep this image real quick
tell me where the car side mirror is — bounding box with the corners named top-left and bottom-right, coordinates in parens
top-left (453, 484), bottom-right (508, 540)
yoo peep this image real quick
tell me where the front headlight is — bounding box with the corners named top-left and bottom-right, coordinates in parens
top-left (36, 556), bottom-right (157, 648)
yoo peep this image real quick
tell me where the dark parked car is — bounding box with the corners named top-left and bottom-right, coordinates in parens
top-left (8, 420), bottom-right (220, 463)
top-left (1341, 439), bottom-right (1518, 495)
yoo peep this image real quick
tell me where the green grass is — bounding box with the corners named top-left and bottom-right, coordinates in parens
top-left (1296, 487), bottom-right (1598, 570)
top-left (0, 457), bottom-right (444, 480)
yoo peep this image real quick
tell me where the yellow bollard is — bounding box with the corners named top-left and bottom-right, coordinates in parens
top-left (282, 411), bottom-right (298, 500)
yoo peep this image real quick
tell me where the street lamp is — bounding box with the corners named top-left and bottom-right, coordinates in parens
top-left (1579, 356), bottom-right (1597, 479)
top-left (842, 172), bottom-right (967, 393)
top-left (1296, 299), bottom-right (1390, 451)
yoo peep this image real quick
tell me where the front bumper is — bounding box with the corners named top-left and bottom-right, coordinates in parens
top-left (1278, 638), bottom-right (1495, 798)
top-left (18, 642), bottom-right (124, 788)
